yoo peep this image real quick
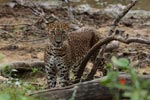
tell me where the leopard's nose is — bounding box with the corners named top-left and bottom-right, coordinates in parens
top-left (56, 40), bottom-right (61, 44)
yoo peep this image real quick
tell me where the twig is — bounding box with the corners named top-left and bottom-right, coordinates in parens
top-left (0, 23), bottom-right (31, 27)
top-left (86, 46), bottom-right (105, 81)
top-left (19, 37), bottom-right (47, 43)
top-left (6, 24), bottom-right (48, 45)
top-left (63, 0), bottom-right (83, 27)
top-left (28, 82), bottom-right (43, 86)
top-left (51, 14), bottom-right (62, 22)
top-left (108, 0), bottom-right (138, 36)
top-left (14, 0), bottom-right (48, 23)
top-left (115, 36), bottom-right (150, 44)
top-left (26, 0), bottom-right (47, 23)
top-left (64, 0), bottom-right (74, 22)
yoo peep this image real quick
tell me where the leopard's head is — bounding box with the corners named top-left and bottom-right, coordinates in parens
top-left (47, 22), bottom-right (70, 48)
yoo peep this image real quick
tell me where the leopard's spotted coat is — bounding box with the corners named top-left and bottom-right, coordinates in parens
top-left (44, 22), bottom-right (101, 88)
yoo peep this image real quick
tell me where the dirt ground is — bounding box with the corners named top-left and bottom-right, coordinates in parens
top-left (0, 4), bottom-right (150, 76)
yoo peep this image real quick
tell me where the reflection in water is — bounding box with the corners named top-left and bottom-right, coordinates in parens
top-left (0, 0), bottom-right (149, 10)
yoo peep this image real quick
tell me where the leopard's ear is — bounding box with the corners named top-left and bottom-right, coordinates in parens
top-left (61, 23), bottom-right (70, 31)
top-left (46, 22), bottom-right (70, 31)
top-left (47, 22), bottom-right (56, 31)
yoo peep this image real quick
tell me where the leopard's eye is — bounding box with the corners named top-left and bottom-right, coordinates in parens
top-left (50, 30), bottom-right (55, 36)
top-left (62, 31), bottom-right (67, 39)
top-left (62, 30), bottom-right (66, 34)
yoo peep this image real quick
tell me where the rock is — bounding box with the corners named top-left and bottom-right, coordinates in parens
top-left (70, 0), bottom-right (81, 3)
top-left (39, 1), bottom-right (63, 9)
top-left (127, 10), bottom-right (150, 19)
top-left (6, 2), bottom-right (16, 8)
top-left (103, 4), bottom-right (126, 18)
top-left (74, 3), bottom-right (150, 22)
top-left (0, 76), bottom-right (8, 82)
top-left (103, 4), bottom-right (150, 19)
top-left (74, 4), bottom-right (100, 15)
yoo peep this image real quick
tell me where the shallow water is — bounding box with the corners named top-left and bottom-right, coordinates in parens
top-left (0, 0), bottom-right (150, 11)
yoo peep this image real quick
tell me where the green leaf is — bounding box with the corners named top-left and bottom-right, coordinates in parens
top-left (100, 76), bottom-right (111, 85)
top-left (18, 95), bottom-right (27, 100)
top-left (131, 91), bottom-right (140, 100)
top-left (105, 63), bottom-right (113, 69)
top-left (100, 72), bottom-right (119, 86)
top-left (111, 56), bottom-right (129, 69)
top-left (118, 58), bottom-right (129, 67)
top-left (123, 91), bottom-right (132, 98)
top-left (0, 94), bottom-right (10, 100)
top-left (140, 90), bottom-right (148, 99)
top-left (111, 56), bottom-right (118, 64)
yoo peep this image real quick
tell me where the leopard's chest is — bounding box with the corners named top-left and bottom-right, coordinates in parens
top-left (48, 56), bottom-right (65, 68)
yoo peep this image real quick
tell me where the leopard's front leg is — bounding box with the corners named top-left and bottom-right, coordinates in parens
top-left (45, 57), bottom-right (57, 88)
top-left (56, 58), bottom-right (69, 87)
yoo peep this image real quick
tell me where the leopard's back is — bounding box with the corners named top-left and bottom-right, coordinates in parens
top-left (67, 27), bottom-right (100, 63)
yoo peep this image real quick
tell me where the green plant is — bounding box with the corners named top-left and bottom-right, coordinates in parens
top-left (0, 54), bottom-right (44, 100)
top-left (31, 68), bottom-right (40, 74)
top-left (0, 83), bottom-right (44, 100)
top-left (101, 56), bottom-right (150, 100)
top-left (2, 67), bottom-right (18, 78)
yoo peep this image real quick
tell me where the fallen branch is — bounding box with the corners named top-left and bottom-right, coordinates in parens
top-left (0, 23), bottom-right (31, 27)
top-left (19, 37), bottom-right (47, 43)
top-left (29, 74), bottom-right (150, 100)
top-left (0, 60), bottom-right (44, 71)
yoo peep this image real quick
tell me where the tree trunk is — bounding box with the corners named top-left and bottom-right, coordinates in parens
top-left (29, 74), bottom-right (150, 100)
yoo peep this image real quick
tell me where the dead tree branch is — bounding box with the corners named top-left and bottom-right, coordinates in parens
top-left (108, 0), bottom-right (138, 36)
top-left (29, 74), bottom-right (150, 100)
top-left (76, 0), bottom-right (138, 83)
top-left (75, 34), bottom-right (150, 83)
top-left (86, 45), bottom-right (106, 81)
top-left (0, 60), bottom-right (44, 71)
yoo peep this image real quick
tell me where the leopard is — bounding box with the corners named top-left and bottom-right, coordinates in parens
top-left (44, 22), bottom-right (102, 88)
